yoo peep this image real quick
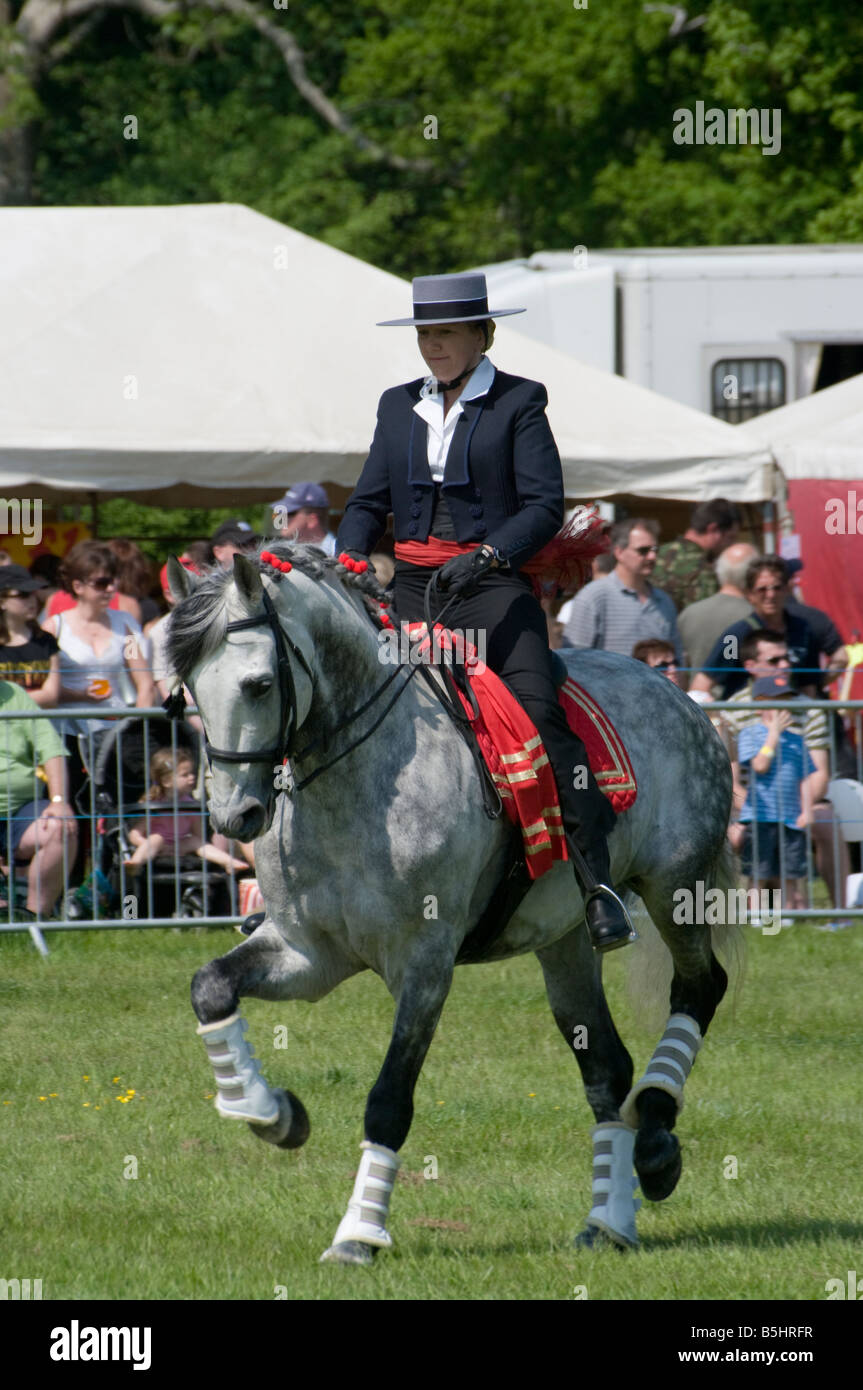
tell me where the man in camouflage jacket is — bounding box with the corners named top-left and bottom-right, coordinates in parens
top-left (651, 498), bottom-right (741, 612)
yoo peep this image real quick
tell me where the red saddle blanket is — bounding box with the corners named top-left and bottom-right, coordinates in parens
top-left (408, 624), bottom-right (637, 880)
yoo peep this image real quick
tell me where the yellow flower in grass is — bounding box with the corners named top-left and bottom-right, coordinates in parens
top-left (112, 1076), bottom-right (121, 1084)
top-left (83, 1103), bottom-right (90, 1108)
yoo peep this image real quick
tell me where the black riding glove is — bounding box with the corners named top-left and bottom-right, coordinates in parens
top-left (435, 546), bottom-right (495, 598)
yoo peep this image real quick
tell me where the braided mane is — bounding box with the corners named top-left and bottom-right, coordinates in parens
top-left (166, 542), bottom-right (389, 685)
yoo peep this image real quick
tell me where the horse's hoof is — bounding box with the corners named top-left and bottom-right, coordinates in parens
top-left (574, 1222), bottom-right (635, 1253)
top-left (248, 1089), bottom-right (310, 1150)
top-left (319, 1240), bottom-right (379, 1266)
top-left (634, 1128), bottom-right (682, 1201)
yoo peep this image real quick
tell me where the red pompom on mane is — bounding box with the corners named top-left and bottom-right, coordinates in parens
top-left (260, 549), bottom-right (292, 574)
top-left (337, 551), bottom-right (368, 574)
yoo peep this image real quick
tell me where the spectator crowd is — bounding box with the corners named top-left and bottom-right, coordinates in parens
top-left (1, 490), bottom-right (861, 926)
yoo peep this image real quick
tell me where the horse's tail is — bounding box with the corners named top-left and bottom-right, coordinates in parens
top-left (624, 837), bottom-right (746, 1033)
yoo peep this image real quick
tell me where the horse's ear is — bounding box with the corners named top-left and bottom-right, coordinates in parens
top-left (167, 555), bottom-right (199, 602)
top-left (233, 551), bottom-right (263, 606)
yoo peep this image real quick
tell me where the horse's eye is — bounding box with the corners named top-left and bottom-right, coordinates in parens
top-left (245, 677), bottom-right (273, 698)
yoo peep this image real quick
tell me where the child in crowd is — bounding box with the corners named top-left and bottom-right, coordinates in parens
top-left (737, 675), bottom-right (816, 914)
top-left (124, 748), bottom-right (247, 875)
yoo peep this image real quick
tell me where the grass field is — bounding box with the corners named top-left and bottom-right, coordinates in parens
top-left (1, 919), bottom-right (861, 1302)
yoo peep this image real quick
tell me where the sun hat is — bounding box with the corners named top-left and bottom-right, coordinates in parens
top-left (377, 272), bottom-right (525, 327)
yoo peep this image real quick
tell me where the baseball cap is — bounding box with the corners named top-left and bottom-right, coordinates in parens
top-left (751, 674), bottom-right (798, 699)
top-left (211, 519), bottom-right (260, 549)
top-left (278, 482), bottom-right (330, 513)
top-left (0, 562), bottom-right (49, 594)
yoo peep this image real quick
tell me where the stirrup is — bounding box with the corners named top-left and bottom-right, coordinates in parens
top-left (585, 884), bottom-right (638, 953)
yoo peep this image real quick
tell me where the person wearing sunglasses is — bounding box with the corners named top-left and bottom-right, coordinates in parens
top-left (562, 518), bottom-right (684, 668)
top-left (0, 563), bottom-right (61, 707)
top-left (690, 556), bottom-right (821, 701)
top-left (44, 542), bottom-right (155, 756)
top-left (631, 639), bottom-right (681, 688)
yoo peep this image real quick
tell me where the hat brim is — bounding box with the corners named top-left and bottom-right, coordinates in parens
top-left (377, 308), bottom-right (526, 326)
top-left (0, 576), bottom-right (47, 593)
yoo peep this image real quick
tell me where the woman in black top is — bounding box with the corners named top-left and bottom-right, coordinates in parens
top-left (337, 273), bottom-right (633, 952)
top-left (0, 564), bottom-right (60, 707)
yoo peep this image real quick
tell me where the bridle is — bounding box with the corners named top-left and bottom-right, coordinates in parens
top-left (196, 584), bottom-right (314, 768)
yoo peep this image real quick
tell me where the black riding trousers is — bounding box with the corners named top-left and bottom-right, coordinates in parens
top-left (393, 564), bottom-right (616, 864)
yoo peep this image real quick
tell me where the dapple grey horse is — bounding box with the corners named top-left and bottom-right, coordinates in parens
top-left (167, 543), bottom-right (739, 1265)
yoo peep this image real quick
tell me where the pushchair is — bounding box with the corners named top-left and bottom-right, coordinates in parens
top-left (66, 715), bottom-right (240, 920)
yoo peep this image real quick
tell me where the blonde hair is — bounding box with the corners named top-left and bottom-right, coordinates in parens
top-left (144, 747), bottom-right (193, 802)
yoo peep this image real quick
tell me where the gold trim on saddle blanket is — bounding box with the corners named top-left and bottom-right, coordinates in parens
top-left (560, 678), bottom-right (637, 796)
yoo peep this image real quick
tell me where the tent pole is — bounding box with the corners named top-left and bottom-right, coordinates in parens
top-left (761, 498), bottom-right (776, 555)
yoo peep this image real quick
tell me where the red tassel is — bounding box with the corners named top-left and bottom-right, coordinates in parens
top-left (522, 508), bottom-right (610, 595)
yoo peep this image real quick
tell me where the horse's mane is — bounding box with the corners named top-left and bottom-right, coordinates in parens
top-left (166, 541), bottom-right (388, 685)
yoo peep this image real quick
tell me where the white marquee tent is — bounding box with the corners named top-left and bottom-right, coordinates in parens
top-left (739, 370), bottom-right (863, 479)
top-left (0, 203), bottom-right (772, 505)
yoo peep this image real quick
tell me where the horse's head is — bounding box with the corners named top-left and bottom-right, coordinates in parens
top-left (166, 548), bottom-right (320, 839)
top-left (167, 543), bottom-right (387, 839)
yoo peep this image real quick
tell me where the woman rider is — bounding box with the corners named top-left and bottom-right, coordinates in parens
top-left (336, 272), bottom-right (634, 952)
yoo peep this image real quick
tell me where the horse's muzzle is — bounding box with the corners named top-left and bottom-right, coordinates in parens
top-left (212, 795), bottom-right (272, 840)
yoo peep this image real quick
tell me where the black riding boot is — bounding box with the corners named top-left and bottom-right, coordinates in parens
top-left (565, 828), bottom-right (637, 954)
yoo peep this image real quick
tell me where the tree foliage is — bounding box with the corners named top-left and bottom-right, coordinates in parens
top-left (3, 0), bottom-right (863, 269)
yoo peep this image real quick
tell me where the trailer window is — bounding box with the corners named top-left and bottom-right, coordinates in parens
top-left (711, 358), bottom-right (785, 423)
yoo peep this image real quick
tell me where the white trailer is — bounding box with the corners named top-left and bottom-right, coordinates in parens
top-left (477, 245), bottom-right (863, 422)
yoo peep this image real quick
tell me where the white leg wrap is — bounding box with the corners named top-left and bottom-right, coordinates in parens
top-left (585, 1122), bottom-right (641, 1249)
top-left (619, 1012), bottom-right (702, 1129)
top-left (328, 1142), bottom-right (400, 1250)
top-left (197, 1012), bottom-right (279, 1126)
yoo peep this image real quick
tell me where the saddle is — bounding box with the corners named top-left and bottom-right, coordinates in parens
top-left (404, 624), bottom-right (638, 962)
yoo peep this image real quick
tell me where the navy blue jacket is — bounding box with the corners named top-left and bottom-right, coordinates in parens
top-left (336, 368), bottom-right (564, 570)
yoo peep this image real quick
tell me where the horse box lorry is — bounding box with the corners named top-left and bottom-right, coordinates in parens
top-left (477, 245), bottom-right (863, 423)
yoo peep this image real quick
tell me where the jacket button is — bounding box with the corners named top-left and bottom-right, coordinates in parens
top-left (410, 504), bottom-right (421, 518)
top-left (469, 505), bottom-right (483, 518)
top-left (474, 488), bottom-right (482, 500)
top-left (474, 523), bottom-right (487, 538)
top-left (413, 489), bottom-right (423, 501)
top-left (408, 523), bottom-right (419, 536)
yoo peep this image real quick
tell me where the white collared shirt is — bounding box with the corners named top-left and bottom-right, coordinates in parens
top-left (412, 355), bottom-right (495, 482)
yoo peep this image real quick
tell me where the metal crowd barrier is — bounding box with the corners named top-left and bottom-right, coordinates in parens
top-left (2, 700), bottom-right (862, 953)
top-left (702, 698), bottom-right (863, 927)
top-left (0, 706), bottom-right (247, 954)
